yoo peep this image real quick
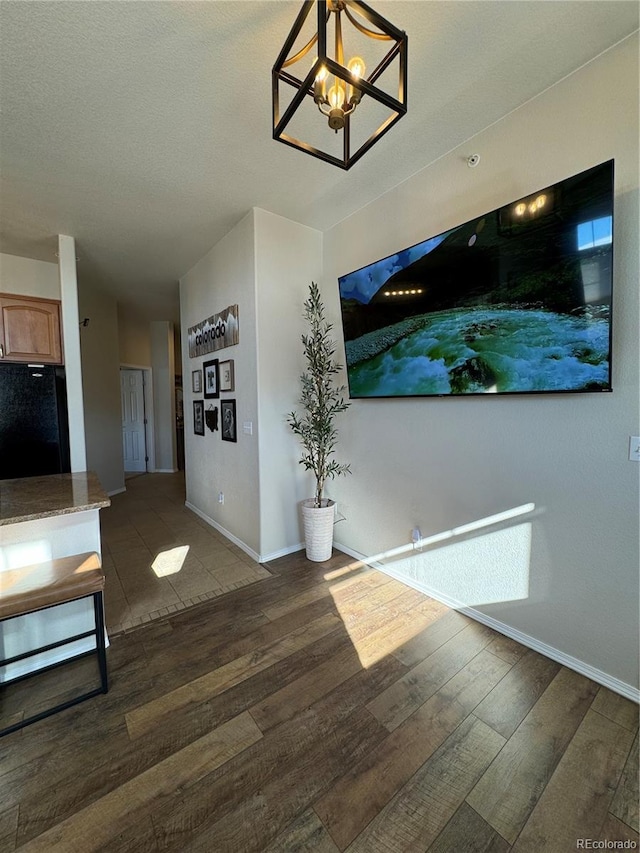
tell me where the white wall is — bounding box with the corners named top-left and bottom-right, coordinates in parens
top-left (0, 252), bottom-right (60, 299)
top-left (150, 321), bottom-right (177, 472)
top-left (254, 208), bottom-right (323, 556)
top-left (58, 235), bottom-right (87, 472)
top-left (180, 209), bottom-right (323, 559)
top-left (78, 282), bottom-right (125, 495)
top-left (118, 306), bottom-right (151, 367)
top-left (180, 211), bottom-right (260, 552)
top-left (322, 36), bottom-right (639, 693)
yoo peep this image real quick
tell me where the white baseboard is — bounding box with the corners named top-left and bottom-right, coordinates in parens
top-left (154, 468), bottom-right (178, 474)
top-left (107, 487), bottom-right (126, 497)
top-left (185, 501), bottom-right (261, 563)
top-left (335, 543), bottom-right (640, 704)
top-left (260, 542), bottom-right (305, 563)
top-left (184, 502), bottom-right (306, 564)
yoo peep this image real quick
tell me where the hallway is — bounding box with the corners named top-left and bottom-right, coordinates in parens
top-left (100, 473), bottom-right (272, 634)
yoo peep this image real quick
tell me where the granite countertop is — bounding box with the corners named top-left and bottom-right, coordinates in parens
top-left (0, 471), bottom-right (111, 526)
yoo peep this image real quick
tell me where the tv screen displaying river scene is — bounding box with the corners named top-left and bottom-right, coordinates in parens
top-left (337, 160), bottom-right (614, 398)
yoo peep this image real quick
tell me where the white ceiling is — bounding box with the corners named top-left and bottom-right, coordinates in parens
top-left (1, 1), bottom-right (638, 322)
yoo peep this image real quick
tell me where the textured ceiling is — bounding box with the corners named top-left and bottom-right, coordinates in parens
top-left (1, 1), bottom-right (638, 322)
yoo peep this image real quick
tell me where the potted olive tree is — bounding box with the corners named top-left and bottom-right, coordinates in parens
top-left (288, 282), bottom-right (351, 561)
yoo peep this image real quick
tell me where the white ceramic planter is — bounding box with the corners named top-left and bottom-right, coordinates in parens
top-left (301, 499), bottom-right (336, 562)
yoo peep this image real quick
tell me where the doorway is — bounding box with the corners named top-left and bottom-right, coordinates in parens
top-left (120, 368), bottom-right (148, 474)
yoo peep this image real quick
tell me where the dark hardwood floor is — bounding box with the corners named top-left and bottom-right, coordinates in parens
top-left (1, 549), bottom-right (638, 852)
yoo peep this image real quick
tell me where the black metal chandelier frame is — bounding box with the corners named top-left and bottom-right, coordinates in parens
top-left (272, 0), bottom-right (408, 170)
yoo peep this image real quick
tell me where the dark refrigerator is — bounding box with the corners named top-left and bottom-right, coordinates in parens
top-left (0, 363), bottom-right (71, 480)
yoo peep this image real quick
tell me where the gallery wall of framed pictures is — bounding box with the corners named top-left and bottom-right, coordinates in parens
top-left (188, 301), bottom-right (238, 441)
top-left (191, 356), bottom-right (238, 441)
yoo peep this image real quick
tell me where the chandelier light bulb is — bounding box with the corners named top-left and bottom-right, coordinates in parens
top-left (328, 82), bottom-right (345, 110)
top-left (314, 63), bottom-right (328, 103)
top-left (515, 203), bottom-right (526, 217)
top-left (315, 64), bottom-right (328, 84)
top-left (347, 56), bottom-right (366, 104)
top-left (347, 56), bottom-right (366, 79)
top-left (327, 82), bottom-right (346, 130)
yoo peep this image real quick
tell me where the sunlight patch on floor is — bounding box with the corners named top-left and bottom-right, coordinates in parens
top-left (327, 504), bottom-right (535, 668)
top-left (151, 545), bottom-right (190, 578)
top-left (323, 561), bottom-right (370, 582)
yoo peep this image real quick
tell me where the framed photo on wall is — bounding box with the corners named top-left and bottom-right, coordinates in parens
top-left (219, 359), bottom-right (235, 392)
top-left (193, 400), bottom-right (205, 436)
top-left (221, 399), bottom-right (237, 442)
top-left (203, 359), bottom-right (219, 399)
top-left (192, 369), bottom-right (202, 393)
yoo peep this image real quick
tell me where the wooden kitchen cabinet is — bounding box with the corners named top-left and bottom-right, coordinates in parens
top-left (0, 292), bottom-right (63, 364)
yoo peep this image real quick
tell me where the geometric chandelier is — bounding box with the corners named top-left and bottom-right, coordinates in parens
top-left (272, 0), bottom-right (407, 170)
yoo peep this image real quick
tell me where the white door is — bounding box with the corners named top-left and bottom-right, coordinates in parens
top-left (121, 369), bottom-right (146, 472)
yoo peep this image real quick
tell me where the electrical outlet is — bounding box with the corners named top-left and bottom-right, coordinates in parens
top-left (218, 491), bottom-right (224, 504)
top-left (630, 436), bottom-right (640, 462)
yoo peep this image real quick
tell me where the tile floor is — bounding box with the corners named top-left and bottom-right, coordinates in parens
top-left (101, 472), bottom-right (272, 635)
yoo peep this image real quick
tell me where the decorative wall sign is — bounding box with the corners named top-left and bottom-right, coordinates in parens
top-left (219, 359), bottom-right (235, 392)
top-left (188, 304), bottom-right (239, 358)
top-left (221, 399), bottom-right (237, 443)
top-left (192, 369), bottom-right (202, 393)
top-left (193, 400), bottom-right (205, 436)
top-left (203, 359), bottom-right (219, 399)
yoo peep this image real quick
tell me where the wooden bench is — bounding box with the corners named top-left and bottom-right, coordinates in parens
top-left (0, 551), bottom-right (108, 737)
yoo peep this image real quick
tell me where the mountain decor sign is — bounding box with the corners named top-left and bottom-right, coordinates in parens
top-left (188, 305), bottom-right (239, 358)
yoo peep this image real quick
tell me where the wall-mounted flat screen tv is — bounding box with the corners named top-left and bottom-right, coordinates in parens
top-left (337, 160), bottom-right (614, 398)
